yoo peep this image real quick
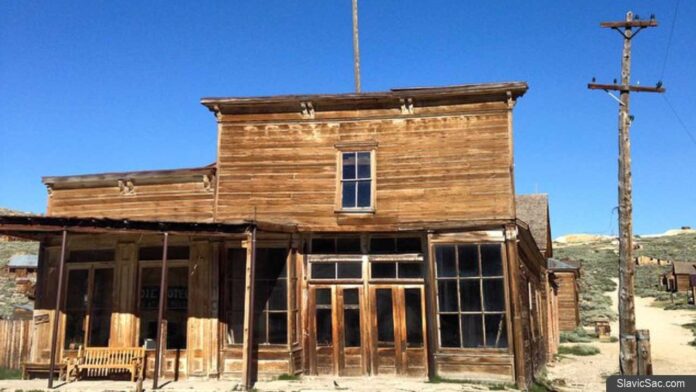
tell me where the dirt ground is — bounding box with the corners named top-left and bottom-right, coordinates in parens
top-left (547, 279), bottom-right (696, 391)
top-left (0, 377), bottom-right (519, 392)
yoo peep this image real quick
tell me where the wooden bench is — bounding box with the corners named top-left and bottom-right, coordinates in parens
top-left (67, 347), bottom-right (145, 382)
top-left (21, 362), bottom-right (67, 380)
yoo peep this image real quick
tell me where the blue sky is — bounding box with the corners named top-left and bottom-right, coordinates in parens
top-left (1, 1), bottom-right (694, 237)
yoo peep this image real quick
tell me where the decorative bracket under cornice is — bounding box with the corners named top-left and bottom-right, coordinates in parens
top-left (118, 179), bottom-right (136, 195)
top-left (506, 91), bottom-right (515, 110)
top-left (400, 98), bottom-right (414, 114)
top-left (46, 184), bottom-right (53, 198)
top-left (203, 174), bottom-right (215, 192)
top-left (300, 101), bottom-right (315, 119)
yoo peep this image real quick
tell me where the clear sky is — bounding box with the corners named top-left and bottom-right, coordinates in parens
top-left (1, 1), bottom-right (694, 237)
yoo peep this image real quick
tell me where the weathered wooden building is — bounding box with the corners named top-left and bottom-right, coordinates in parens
top-left (664, 262), bottom-right (696, 293)
top-left (0, 82), bottom-right (554, 388)
top-left (546, 258), bottom-right (581, 331)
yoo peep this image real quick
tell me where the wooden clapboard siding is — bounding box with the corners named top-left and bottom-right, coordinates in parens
top-left (0, 319), bottom-right (32, 369)
top-left (216, 106), bottom-right (514, 231)
top-left (555, 272), bottom-right (580, 331)
top-left (47, 181), bottom-right (214, 222)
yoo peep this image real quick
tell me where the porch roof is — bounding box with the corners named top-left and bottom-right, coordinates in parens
top-left (0, 214), bottom-right (297, 239)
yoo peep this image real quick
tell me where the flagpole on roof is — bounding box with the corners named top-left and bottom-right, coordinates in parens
top-left (352, 0), bottom-right (362, 93)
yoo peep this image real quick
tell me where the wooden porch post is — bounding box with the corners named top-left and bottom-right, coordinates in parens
top-left (48, 230), bottom-right (68, 389)
top-left (241, 226), bottom-right (257, 390)
top-left (423, 232), bottom-right (438, 379)
top-left (504, 224), bottom-right (527, 389)
top-left (153, 232), bottom-right (169, 390)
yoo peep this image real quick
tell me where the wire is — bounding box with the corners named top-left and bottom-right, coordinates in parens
top-left (660, 0), bottom-right (680, 80)
top-left (662, 94), bottom-right (696, 147)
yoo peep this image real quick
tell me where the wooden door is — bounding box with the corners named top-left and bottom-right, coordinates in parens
top-left (369, 285), bottom-right (427, 376)
top-left (309, 285), bottom-right (367, 376)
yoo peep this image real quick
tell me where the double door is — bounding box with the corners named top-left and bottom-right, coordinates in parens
top-left (309, 284), bottom-right (426, 377)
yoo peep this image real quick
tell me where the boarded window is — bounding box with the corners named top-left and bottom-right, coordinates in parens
top-left (340, 151), bottom-right (373, 209)
top-left (434, 243), bottom-right (507, 349)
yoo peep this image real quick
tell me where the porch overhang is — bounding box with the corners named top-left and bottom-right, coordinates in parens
top-left (0, 214), bottom-right (297, 239)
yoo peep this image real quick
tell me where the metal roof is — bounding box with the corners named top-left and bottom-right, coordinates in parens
top-left (7, 254), bottom-right (38, 268)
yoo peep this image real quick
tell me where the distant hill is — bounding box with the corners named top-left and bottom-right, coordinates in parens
top-left (554, 231), bottom-right (696, 326)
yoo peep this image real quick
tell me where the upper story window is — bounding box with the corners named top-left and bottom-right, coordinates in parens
top-left (335, 141), bottom-right (377, 212)
top-left (341, 151), bottom-right (373, 209)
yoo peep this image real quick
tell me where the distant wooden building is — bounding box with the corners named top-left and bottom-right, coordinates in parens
top-left (665, 262), bottom-right (696, 293)
top-left (547, 258), bottom-right (581, 331)
top-left (6, 254), bottom-right (38, 298)
top-left (515, 195), bottom-right (559, 358)
top-left (634, 255), bottom-right (671, 266)
top-left (0, 82), bottom-right (554, 388)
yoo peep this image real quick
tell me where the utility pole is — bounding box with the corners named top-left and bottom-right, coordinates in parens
top-left (352, 0), bottom-right (361, 93)
top-left (588, 11), bottom-right (664, 375)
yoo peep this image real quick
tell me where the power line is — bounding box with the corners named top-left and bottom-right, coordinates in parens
top-left (660, 0), bottom-right (680, 80)
top-left (662, 94), bottom-right (696, 147)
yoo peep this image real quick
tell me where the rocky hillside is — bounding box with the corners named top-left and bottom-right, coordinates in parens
top-left (0, 207), bottom-right (39, 318)
top-left (554, 230), bottom-right (696, 325)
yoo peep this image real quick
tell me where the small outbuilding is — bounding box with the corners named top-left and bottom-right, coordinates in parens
top-left (547, 258), bottom-right (581, 331)
top-left (666, 262), bottom-right (696, 293)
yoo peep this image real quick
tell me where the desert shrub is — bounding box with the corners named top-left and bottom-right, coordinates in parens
top-left (560, 326), bottom-right (595, 343)
top-left (558, 345), bottom-right (600, 356)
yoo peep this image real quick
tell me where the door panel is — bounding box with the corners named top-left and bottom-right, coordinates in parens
top-left (309, 286), bottom-right (366, 376)
top-left (369, 285), bottom-right (427, 377)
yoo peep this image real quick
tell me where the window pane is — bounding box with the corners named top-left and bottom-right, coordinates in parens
top-left (459, 279), bottom-right (482, 312)
top-left (375, 289), bottom-right (394, 345)
top-left (88, 309), bottom-right (111, 347)
top-left (437, 280), bottom-right (458, 312)
top-left (405, 289), bottom-right (423, 347)
top-left (342, 181), bottom-right (356, 208)
top-left (64, 311), bottom-right (86, 349)
top-left (312, 238), bottom-right (336, 254)
top-left (396, 237), bottom-right (422, 253)
top-left (357, 152), bottom-right (371, 178)
top-left (344, 289), bottom-right (359, 306)
top-left (66, 269), bottom-right (89, 310)
top-left (435, 246), bottom-right (456, 278)
top-left (398, 263), bottom-right (422, 278)
top-left (357, 180), bottom-right (371, 207)
top-left (370, 237), bottom-right (395, 254)
top-left (316, 309), bottom-right (332, 346)
top-left (268, 280), bottom-right (287, 310)
top-left (227, 311), bottom-right (243, 345)
top-left (439, 314), bottom-right (460, 347)
top-left (458, 245), bottom-right (479, 277)
top-left (167, 267), bottom-right (188, 349)
top-left (89, 268), bottom-right (113, 347)
top-left (92, 268), bottom-right (113, 309)
top-left (481, 244), bottom-right (503, 276)
top-left (371, 263), bottom-right (396, 279)
top-left (227, 249), bottom-right (246, 280)
top-left (342, 152), bottom-right (356, 179)
top-left (230, 277), bottom-right (245, 311)
top-left (312, 263), bottom-right (335, 279)
top-left (253, 311), bottom-right (267, 343)
top-left (336, 237), bottom-right (362, 254)
top-left (344, 308), bottom-right (361, 347)
top-left (337, 262), bottom-right (362, 279)
top-left (268, 313), bottom-right (288, 344)
top-left (316, 288), bottom-right (331, 306)
top-left (485, 314), bottom-right (508, 348)
top-left (461, 315), bottom-right (484, 348)
top-left (256, 248), bottom-right (287, 279)
top-left (483, 279), bottom-right (505, 312)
